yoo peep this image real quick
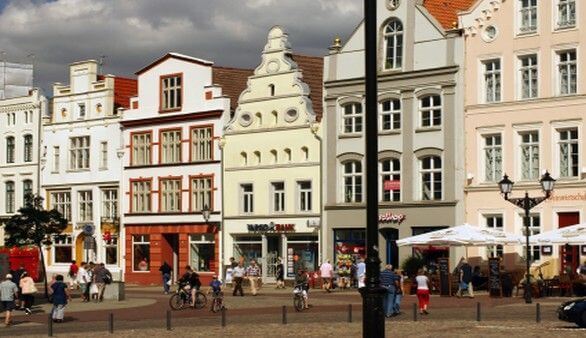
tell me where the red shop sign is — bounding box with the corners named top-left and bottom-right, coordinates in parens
top-left (384, 180), bottom-right (400, 191)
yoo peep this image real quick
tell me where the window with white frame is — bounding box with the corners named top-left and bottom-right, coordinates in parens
top-left (6, 136), bottom-right (15, 163)
top-left (519, 54), bottom-right (538, 99)
top-left (100, 141), bottom-right (108, 169)
top-left (160, 130), bottom-right (181, 164)
top-left (50, 191), bottom-right (71, 221)
top-left (53, 235), bottom-right (73, 264)
top-left (102, 189), bottom-right (118, 220)
top-left (132, 235), bottom-right (150, 271)
top-left (519, 0), bottom-right (537, 33)
top-left (22, 180), bottom-right (32, 205)
top-left (271, 182), bottom-right (285, 213)
top-left (69, 136), bottom-right (90, 170)
top-left (380, 99), bottom-right (401, 131)
top-left (483, 134), bottom-right (502, 182)
top-left (298, 181), bottom-right (312, 212)
top-left (5, 181), bottom-right (15, 214)
top-left (420, 156), bottom-right (442, 200)
top-left (53, 146), bottom-right (60, 172)
top-left (132, 132), bottom-right (151, 166)
top-left (419, 95), bottom-right (441, 128)
top-left (523, 214), bottom-right (541, 262)
top-left (483, 59), bottom-right (501, 102)
top-left (104, 236), bottom-right (118, 265)
top-left (343, 161), bottom-right (363, 203)
top-left (78, 103), bottom-right (86, 119)
top-left (160, 179), bottom-right (181, 212)
top-left (485, 214), bottom-right (503, 258)
top-left (241, 184), bottom-right (254, 214)
top-left (131, 180), bottom-right (151, 213)
top-left (191, 177), bottom-right (212, 212)
top-left (24, 135), bottom-right (33, 162)
top-left (380, 158), bottom-right (401, 202)
top-left (383, 19), bottom-right (403, 70)
top-left (78, 191), bottom-right (93, 222)
top-left (191, 126), bottom-right (212, 161)
top-left (559, 128), bottom-right (579, 178)
top-left (557, 0), bottom-right (576, 29)
top-left (189, 234), bottom-right (214, 272)
top-left (520, 131), bottom-right (540, 180)
top-left (342, 103), bottom-right (363, 134)
top-left (558, 50), bottom-right (577, 95)
top-left (161, 75), bottom-right (182, 111)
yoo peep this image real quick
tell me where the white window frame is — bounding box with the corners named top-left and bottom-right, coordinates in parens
top-left (131, 181), bottom-right (152, 213)
top-left (558, 128), bottom-right (579, 178)
top-left (132, 132), bottom-right (151, 166)
top-left (50, 191), bottom-right (71, 221)
top-left (297, 180), bottom-right (312, 212)
top-left (518, 54), bottom-right (538, 99)
top-left (519, 131), bottom-right (540, 181)
top-left (419, 95), bottom-right (442, 128)
top-left (102, 189), bottom-right (118, 220)
top-left (69, 136), bottom-right (90, 170)
top-left (518, 0), bottom-right (538, 34)
top-left (6, 136), bottom-right (15, 164)
top-left (191, 126), bottom-right (213, 162)
top-left (420, 156), bottom-right (442, 201)
top-left (520, 213), bottom-right (542, 263)
top-left (484, 214), bottom-right (504, 258)
top-left (99, 141), bottom-right (108, 169)
top-left (341, 103), bottom-right (363, 135)
top-left (104, 236), bottom-right (119, 266)
top-left (383, 19), bottom-right (403, 70)
top-left (189, 234), bottom-right (215, 273)
top-left (380, 158), bottom-right (401, 202)
top-left (483, 134), bottom-right (503, 182)
top-left (380, 98), bottom-right (401, 131)
top-left (132, 235), bottom-right (150, 272)
top-left (557, 49), bottom-right (577, 95)
top-left (240, 183), bottom-right (254, 214)
top-left (52, 235), bottom-right (73, 265)
top-left (160, 179), bottom-right (181, 213)
top-left (160, 129), bottom-right (182, 164)
top-left (483, 59), bottom-right (502, 103)
top-left (556, 0), bottom-right (576, 30)
top-left (53, 146), bottom-right (60, 173)
top-left (271, 181), bottom-right (285, 213)
top-left (343, 161), bottom-right (363, 203)
top-left (78, 190), bottom-right (93, 222)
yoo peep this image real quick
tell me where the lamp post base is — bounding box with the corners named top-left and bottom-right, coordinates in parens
top-left (360, 284), bottom-right (386, 338)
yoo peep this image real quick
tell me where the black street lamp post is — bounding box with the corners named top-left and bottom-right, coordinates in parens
top-left (361, 0), bottom-right (386, 337)
top-left (498, 171), bottom-right (555, 304)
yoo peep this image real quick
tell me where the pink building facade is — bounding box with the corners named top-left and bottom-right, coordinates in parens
top-left (460, 0), bottom-right (586, 276)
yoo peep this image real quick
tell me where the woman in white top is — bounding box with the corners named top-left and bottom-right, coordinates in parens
top-left (415, 269), bottom-right (430, 315)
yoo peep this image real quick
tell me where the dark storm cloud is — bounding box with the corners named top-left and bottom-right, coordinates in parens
top-left (0, 0), bottom-right (361, 94)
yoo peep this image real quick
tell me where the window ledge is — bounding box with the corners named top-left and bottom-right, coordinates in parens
top-left (415, 127), bottom-right (442, 133)
top-left (515, 31), bottom-right (538, 38)
top-left (159, 108), bottom-right (182, 114)
top-left (554, 25), bottom-right (577, 33)
top-left (339, 134), bottom-right (362, 139)
top-left (66, 169), bottom-right (91, 173)
top-left (379, 130), bottom-right (401, 136)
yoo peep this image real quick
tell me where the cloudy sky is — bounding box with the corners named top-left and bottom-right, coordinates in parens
top-left (0, 0), bottom-right (361, 94)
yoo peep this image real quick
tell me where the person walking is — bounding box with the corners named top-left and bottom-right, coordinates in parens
top-left (380, 264), bottom-right (397, 318)
top-left (356, 258), bottom-right (366, 289)
top-left (320, 260), bottom-right (333, 292)
top-left (0, 274), bottom-right (18, 326)
top-left (11, 265), bottom-right (25, 310)
top-left (19, 271), bottom-right (36, 315)
top-left (49, 275), bottom-right (69, 323)
top-left (416, 269), bottom-right (430, 315)
top-left (87, 262), bottom-right (96, 301)
top-left (393, 269), bottom-right (405, 315)
top-left (457, 258), bottom-right (474, 298)
top-left (232, 262), bottom-right (245, 296)
top-left (77, 262), bottom-right (89, 302)
top-left (68, 260), bottom-right (79, 290)
top-left (245, 260), bottom-right (261, 296)
top-left (275, 258), bottom-right (285, 289)
top-left (93, 263), bottom-right (112, 302)
top-left (159, 262), bottom-right (172, 294)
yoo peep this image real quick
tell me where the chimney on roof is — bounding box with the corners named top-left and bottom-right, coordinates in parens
top-left (329, 36), bottom-right (342, 55)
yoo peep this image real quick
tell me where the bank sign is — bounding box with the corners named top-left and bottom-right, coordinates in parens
top-left (247, 222), bottom-right (295, 233)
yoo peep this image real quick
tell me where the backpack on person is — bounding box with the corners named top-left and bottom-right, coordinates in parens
top-left (104, 271), bottom-right (112, 285)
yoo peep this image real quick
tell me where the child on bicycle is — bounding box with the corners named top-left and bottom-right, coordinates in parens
top-left (209, 275), bottom-right (223, 296)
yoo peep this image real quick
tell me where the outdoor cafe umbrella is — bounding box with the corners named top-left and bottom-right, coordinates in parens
top-left (396, 223), bottom-right (523, 247)
top-left (530, 223), bottom-right (586, 245)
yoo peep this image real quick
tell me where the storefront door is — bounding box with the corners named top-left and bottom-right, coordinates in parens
top-left (265, 236), bottom-right (281, 281)
top-left (558, 212), bottom-right (580, 275)
top-left (162, 234), bottom-right (179, 281)
top-left (382, 228), bottom-right (399, 268)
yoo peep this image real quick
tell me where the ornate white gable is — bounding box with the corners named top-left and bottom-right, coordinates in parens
top-left (459, 0), bottom-right (505, 37)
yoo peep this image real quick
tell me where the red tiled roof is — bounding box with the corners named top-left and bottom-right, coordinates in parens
top-left (291, 54), bottom-right (324, 122)
top-left (423, 0), bottom-right (476, 29)
top-left (113, 77), bottom-right (137, 109)
top-left (212, 66), bottom-right (254, 112)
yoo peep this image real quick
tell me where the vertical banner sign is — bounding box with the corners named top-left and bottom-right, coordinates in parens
top-left (438, 257), bottom-right (450, 296)
top-left (488, 258), bottom-right (502, 297)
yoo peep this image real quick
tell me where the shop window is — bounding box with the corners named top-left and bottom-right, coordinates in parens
top-left (333, 229), bottom-right (366, 270)
top-left (132, 235), bottom-right (150, 272)
top-left (105, 236), bottom-right (118, 265)
top-left (287, 238), bottom-right (318, 277)
top-left (53, 235), bottom-right (73, 264)
top-left (189, 234), bottom-right (215, 272)
top-left (233, 237), bottom-right (262, 267)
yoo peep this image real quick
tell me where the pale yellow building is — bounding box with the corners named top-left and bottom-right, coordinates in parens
top-left (222, 26), bottom-right (323, 282)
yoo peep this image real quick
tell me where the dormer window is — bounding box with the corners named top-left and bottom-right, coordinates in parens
top-left (383, 19), bottom-right (403, 70)
top-left (161, 74), bottom-right (182, 112)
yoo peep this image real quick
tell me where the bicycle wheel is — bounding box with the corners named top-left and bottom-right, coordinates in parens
top-left (294, 295), bottom-right (304, 312)
top-left (169, 293), bottom-right (185, 310)
top-left (211, 298), bottom-right (221, 313)
top-left (194, 292), bottom-right (207, 309)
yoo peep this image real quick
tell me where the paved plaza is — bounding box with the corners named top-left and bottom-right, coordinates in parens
top-left (1, 285), bottom-right (585, 337)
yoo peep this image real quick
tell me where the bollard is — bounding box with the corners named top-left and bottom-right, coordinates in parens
top-left (109, 312), bottom-right (114, 334)
top-left (476, 302), bottom-right (481, 322)
top-left (282, 305), bottom-right (287, 325)
top-left (166, 310), bottom-right (172, 331)
top-left (536, 303), bottom-right (541, 323)
top-left (48, 314), bottom-right (53, 337)
top-left (348, 304), bottom-right (352, 323)
top-left (413, 303), bottom-right (417, 322)
top-left (221, 307), bottom-right (227, 327)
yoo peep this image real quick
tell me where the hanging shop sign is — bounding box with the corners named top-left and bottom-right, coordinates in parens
top-left (378, 212), bottom-right (406, 224)
top-left (247, 222), bottom-right (295, 233)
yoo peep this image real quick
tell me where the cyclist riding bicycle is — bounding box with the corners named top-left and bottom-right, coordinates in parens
top-left (208, 275), bottom-right (223, 296)
top-left (295, 269), bottom-right (309, 309)
top-left (178, 265), bottom-right (201, 307)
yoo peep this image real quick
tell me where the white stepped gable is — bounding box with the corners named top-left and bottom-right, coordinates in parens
top-left (227, 26), bottom-right (315, 132)
top-left (459, 0), bottom-right (505, 37)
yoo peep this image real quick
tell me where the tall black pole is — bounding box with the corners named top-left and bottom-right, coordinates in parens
top-left (523, 194), bottom-right (532, 304)
top-left (362, 0), bottom-right (385, 337)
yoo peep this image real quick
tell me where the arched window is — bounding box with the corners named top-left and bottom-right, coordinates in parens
top-left (24, 135), bottom-right (33, 162)
top-left (240, 152), bottom-right (248, 166)
top-left (254, 151), bottom-right (261, 165)
top-left (6, 136), bottom-right (15, 164)
top-left (255, 112), bottom-right (262, 126)
top-left (272, 111), bottom-right (278, 125)
top-left (343, 161), bottom-right (363, 203)
top-left (384, 19), bottom-right (403, 70)
top-left (5, 181), bottom-right (15, 213)
top-left (301, 147), bottom-right (309, 161)
top-left (284, 148), bottom-right (292, 162)
top-left (269, 84), bottom-right (276, 97)
top-left (270, 149), bottom-right (278, 164)
top-left (420, 156), bottom-right (442, 200)
top-left (380, 158), bottom-right (400, 202)
top-left (23, 179), bottom-right (33, 204)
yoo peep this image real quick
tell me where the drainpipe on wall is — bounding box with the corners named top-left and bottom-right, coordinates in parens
top-left (310, 123), bottom-right (323, 264)
top-left (219, 136), bottom-right (226, 281)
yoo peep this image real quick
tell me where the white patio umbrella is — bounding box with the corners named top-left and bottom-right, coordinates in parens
top-left (396, 223), bottom-right (523, 247)
top-left (530, 223), bottom-right (586, 245)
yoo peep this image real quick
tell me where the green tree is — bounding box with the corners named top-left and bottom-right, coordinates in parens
top-left (4, 194), bottom-right (67, 298)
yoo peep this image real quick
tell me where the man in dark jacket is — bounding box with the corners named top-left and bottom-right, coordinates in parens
top-left (457, 259), bottom-right (474, 298)
top-left (159, 262), bottom-right (172, 294)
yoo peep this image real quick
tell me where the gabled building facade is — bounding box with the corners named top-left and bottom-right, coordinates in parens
top-left (322, 0), bottom-right (474, 269)
top-left (222, 27), bottom-right (324, 282)
top-left (42, 60), bottom-right (136, 279)
top-left (460, 0), bottom-right (586, 275)
top-left (121, 53), bottom-right (247, 284)
top-left (0, 88), bottom-right (47, 243)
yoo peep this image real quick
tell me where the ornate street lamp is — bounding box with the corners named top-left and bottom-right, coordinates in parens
top-left (498, 171), bottom-right (555, 304)
top-left (202, 204), bottom-right (211, 224)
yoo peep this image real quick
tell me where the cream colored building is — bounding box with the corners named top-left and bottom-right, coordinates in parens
top-left (222, 26), bottom-right (323, 282)
top-left (460, 0), bottom-right (586, 276)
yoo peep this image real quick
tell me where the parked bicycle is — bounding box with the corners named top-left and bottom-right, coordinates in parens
top-left (169, 283), bottom-right (207, 310)
top-left (210, 291), bottom-right (226, 313)
top-left (293, 283), bottom-right (308, 312)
